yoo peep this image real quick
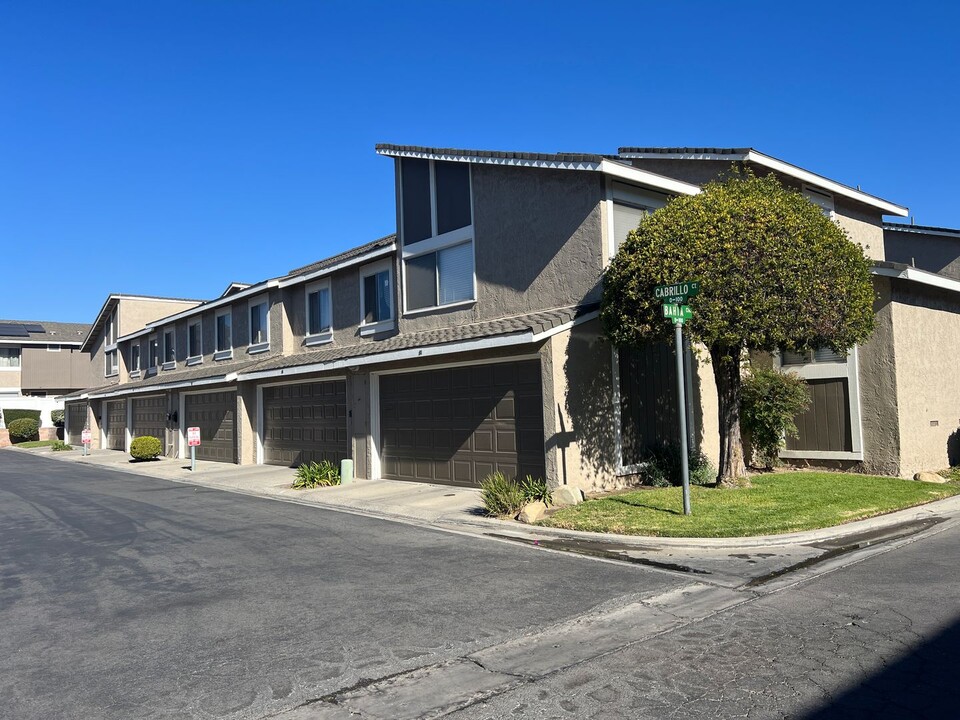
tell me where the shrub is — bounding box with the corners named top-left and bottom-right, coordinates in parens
top-left (292, 460), bottom-right (341, 488)
top-left (480, 471), bottom-right (528, 517)
top-left (51, 409), bottom-right (65, 426)
top-left (639, 443), bottom-right (716, 487)
top-left (8, 417), bottom-right (40, 443)
top-left (130, 436), bottom-right (162, 460)
top-left (51, 440), bottom-right (72, 451)
top-left (3, 408), bottom-right (41, 425)
top-left (741, 367), bottom-right (811, 469)
top-left (518, 475), bottom-right (552, 506)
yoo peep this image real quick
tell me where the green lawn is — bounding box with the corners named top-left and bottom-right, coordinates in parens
top-left (539, 472), bottom-right (960, 538)
top-left (13, 440), bottom-right (61, 448)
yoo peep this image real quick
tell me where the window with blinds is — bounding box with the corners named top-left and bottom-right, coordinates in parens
top-left (405, 242), bottom-right (474, 310)
top-left (781, 348), bottom-right (848, 365)
top-left (613, 202), bottom-right (649, 252)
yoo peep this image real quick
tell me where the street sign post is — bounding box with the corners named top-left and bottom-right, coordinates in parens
top-left (654, 280), bottom-right (700, 516)
top-left (81, 428), bottom-right (91, 457)
top-left (187, 426), bottom-right (201, 472)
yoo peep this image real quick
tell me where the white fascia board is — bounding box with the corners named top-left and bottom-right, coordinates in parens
top-left (116, 327), bottom-right (153, 343)
top-left (377, 147), bottom-right (603, 172)
top-left (1, 339), bottom-right (83, 347)
top-left (599, 160), bottom-right (700, 197)
top-left (871, 265), bottom-right (960, 294)
top-left (236, 332), bottom-right (537, 383)
top-left (134, 280), bottom-right (281, 332)
top-left (618, 150), bottom-right (909, 216)
top-left (88, 373), bottom-right (239, 399)
top-left (278, 244), bottom-right (398, 288)
top-left (529, 310), bottom-right (600, 342)
top-left (883, 224), bottom-right (960, 239)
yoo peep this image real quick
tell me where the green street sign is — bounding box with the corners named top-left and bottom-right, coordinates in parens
top-left (654, 280), bottom-right (700, 304)
top-left (663, 303), bottom-right (693, 322)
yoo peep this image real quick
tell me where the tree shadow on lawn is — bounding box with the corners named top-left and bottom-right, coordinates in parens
top-left (606, 495), bottom-right (684, 516)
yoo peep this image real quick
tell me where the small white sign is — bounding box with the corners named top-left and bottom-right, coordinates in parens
top-left (81, 429), bottom-right (92, 445)
top-left (187, 427), bottom-right (201, 447)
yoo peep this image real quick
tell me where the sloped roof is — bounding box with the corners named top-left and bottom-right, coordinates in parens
top-left (0, 320), bottom-right (90, 344)
top-left (287, 234), bottom-right (397, 276)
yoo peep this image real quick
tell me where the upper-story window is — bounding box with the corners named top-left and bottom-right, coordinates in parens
top-left (105, 349), bottom-right (118, 376)
top-left (400, 158), bottom-right (475, 312)
top-left (162, 330), bottom-right (176, 369)
top-left (781, 347), bottom-right (847, 365)
top-left (803, 186), bottom-right (836, 219)
top-left (360, 260), bottom-right (394, 335)
top-left (609, 182), bottom-right (668, 257)
top-left (215, 310), bottom-right (232, 360)
top-left (0, 347), bottom-right (20, 368)
top-left (249, 298), bottom-right (269, 353)
top-left (187, 320), bottom-right (202, 364)
top-left (305, 280), bottom-right (333, 345)
top-left (105, 309), bottom-right (118, 346)
top-left (130, 344), bottom-right (141, 374)
top-left (148, 336), bottom-right (158, 370)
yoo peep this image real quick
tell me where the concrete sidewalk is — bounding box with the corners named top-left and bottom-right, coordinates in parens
top-left (9, 445), bottom-right (960, 588)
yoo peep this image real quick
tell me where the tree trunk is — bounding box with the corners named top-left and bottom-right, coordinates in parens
top-left (710, 344), bottom-right (747, 487)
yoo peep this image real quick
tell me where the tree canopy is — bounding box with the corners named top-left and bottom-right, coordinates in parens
top-left (601, 170), bottom-right (876, 484)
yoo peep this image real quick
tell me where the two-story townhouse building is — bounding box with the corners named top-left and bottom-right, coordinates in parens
top-left (0, 320), bottom-right (93, 443)
top-left (63, 142), bottom-right (960, 488)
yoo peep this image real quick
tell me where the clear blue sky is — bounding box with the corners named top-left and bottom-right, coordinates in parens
top-left (2, 1), bottom-right (957, 323)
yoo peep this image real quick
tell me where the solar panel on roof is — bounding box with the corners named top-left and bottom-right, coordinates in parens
top-left (0, 323), bottom-right (29, 337)
top-left (22, 323), bottom-right (45, 333)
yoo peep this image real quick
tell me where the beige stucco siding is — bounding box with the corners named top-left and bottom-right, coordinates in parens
top-left (833, 198), bottom-right (885, 262)
top-left (0, 368), bottom-right (20, 389)
top-left (118, 299), bottom-right (199, 337)
top-left (546, 319), bottom-right (720, 493)
top-left (892, 282), bottom-right (960, 476)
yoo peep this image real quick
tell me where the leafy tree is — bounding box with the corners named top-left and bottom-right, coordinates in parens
top-left (601, 171), bottom-right (875, 486)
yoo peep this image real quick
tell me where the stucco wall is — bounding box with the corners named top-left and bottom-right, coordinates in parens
top-left (397, 164), bottom-right (606, 334)
top-left (547, 319), bottom-right (720, 493)
top-left (884, 228), bottom-right (960, 281)
top-left (20, 346), bottom-right (93, 393)
top-left (833, 197), bottom-right (885, 262)
top-left (856, 277), bottom-right (902, 476)
top-left (0, 367), bottom-right (19, 389)
top-left (891, 280), bottom-right (960, 475)
top-left (118, 299), bottom-right (199, 336)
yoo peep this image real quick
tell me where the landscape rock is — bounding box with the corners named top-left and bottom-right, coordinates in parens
top-left (551, 485), bottom-right (584, 507)
top-left (517, 501), bottom-right (547, 523)
top-left (913, 471), bottom-right (948, 484)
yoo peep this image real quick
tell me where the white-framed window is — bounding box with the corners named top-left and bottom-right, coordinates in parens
top-left (248, 297), bottom-right (269, 353)
top-left (187, 320), bottom-right (202, 364)
top-left (0, 347), bottom-right (21, 369)
top-left (399, 158), bottom-right (476, 313)
top-left (105, 349), bottom-right (118, 377)
top-left (162, 330), bottom-right (176, 369)
top-left (803, 186), bottom-right (836, 219)
top-left (105, 308), bottom-right (118, 346)
top-left (130, 344), bottom-right (141, 374)
top-left (608, 181), bottom-right (669, 259)
top-left (305, 280), bottom-right (333, 345)
top-left (215, 310), bottom-right (233, 360)
top-left (147, 336), bottom-right (159, 370)
top-left (360, 260), bottom-right (395, 335)
top-left (776, 346), bottom-right (863, 461)
top-left (46, 343), bottom-right (61, 352)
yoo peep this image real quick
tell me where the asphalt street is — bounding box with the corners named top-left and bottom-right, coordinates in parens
top-left (0, 452), bottom-right (684, 720)
top-left (450, 515), bottom-right (960, 719)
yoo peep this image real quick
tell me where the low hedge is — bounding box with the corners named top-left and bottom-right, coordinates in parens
top-left (130, 436), bottom-right (162, 460)
top-left (3, 408), bottom-right (41, 425)
top-left (8, 417), bottom-right (40, 442)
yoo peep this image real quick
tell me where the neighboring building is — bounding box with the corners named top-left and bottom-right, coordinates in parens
top-left (62, 144), bottom-right (960, 486)
top-left (0, 319), bottom-right (93, 439)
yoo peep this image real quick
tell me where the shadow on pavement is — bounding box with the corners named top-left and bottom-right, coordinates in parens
top-left (801, 614), bottom-right (960, 718)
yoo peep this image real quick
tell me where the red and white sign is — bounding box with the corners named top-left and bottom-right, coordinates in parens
top-left (81, 429), bottom-right (92, 445)
top-left (187, 427), bottom-right (201, 447)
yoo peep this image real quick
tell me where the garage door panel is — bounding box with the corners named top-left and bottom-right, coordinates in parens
top-left (106, 400), bottom-right (126, 450)
top-left (261, 380), bottom-right (348, 468)
top-left (380, 360), bottom-right (545, 488)
top-left (184, 391), bottom-right (236, 463)
top-left (131, 396), bottom-right (166, 445)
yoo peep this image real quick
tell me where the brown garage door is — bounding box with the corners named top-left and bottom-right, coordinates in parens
top-left (380, 360), bottom-right (545, 488)
top-left (105, 400), bottom-right (126, 450)
top-left (184, 391), bottom-right (236, 463)
top-left (66, 402), bottom-right (88, 445)
top-left (262, 380), bottom-right (349, 467)
top-left (131, 395), bottom-right (167, 444)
